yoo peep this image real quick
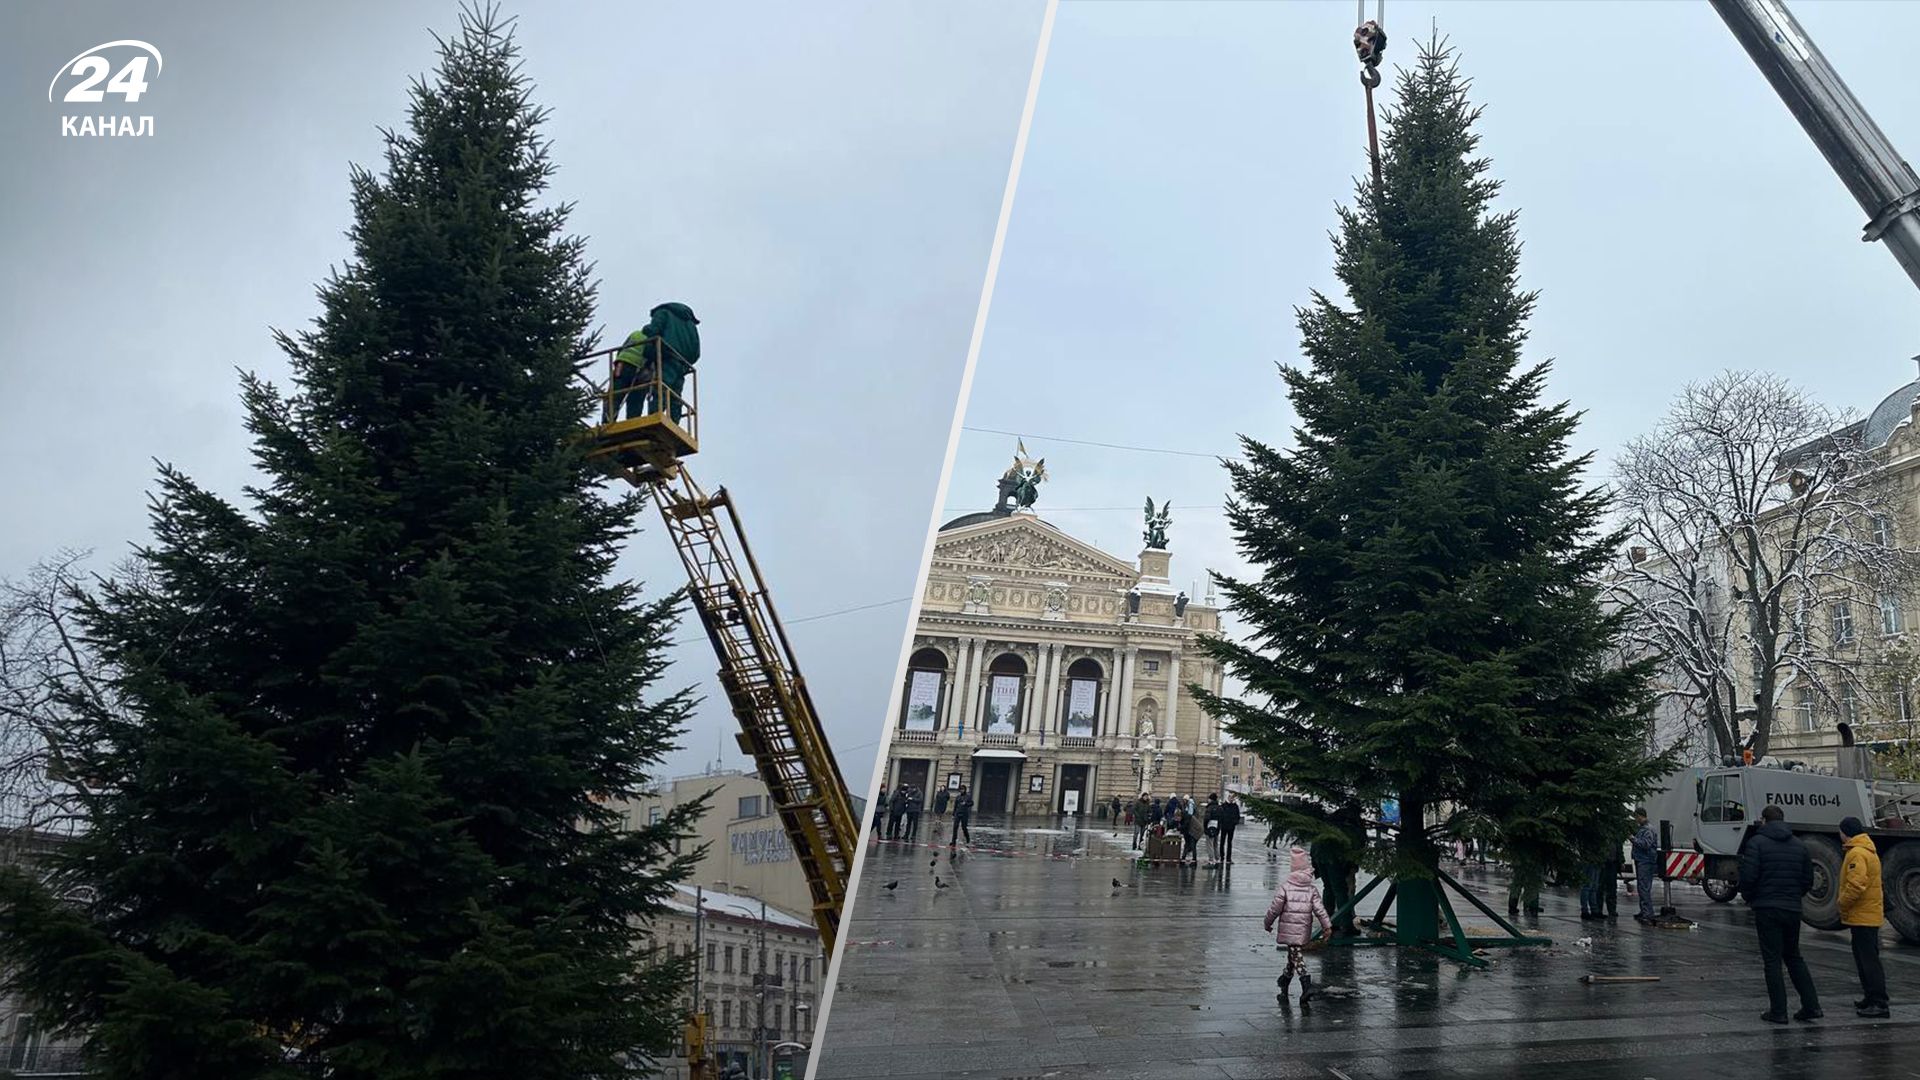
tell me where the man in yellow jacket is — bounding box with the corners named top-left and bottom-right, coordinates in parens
top-left (1838, 816), bottom-right (1890, 1018)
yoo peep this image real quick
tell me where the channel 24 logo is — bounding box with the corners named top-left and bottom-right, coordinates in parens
top-left (47, 40), bottom-right (163, 138)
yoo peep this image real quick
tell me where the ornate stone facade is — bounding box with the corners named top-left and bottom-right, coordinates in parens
top-left (883, 510), bottom-right (1226, 817)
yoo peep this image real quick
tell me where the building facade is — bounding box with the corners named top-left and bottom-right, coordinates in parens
top-left (655, 885), bottom-right (823, 1080)
top-left (882, 489), bottom-right (1226, 816)
top-left (620, 769), bottom-right (824, 922)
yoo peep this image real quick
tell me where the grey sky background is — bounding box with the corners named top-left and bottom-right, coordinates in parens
top-left (946, 0), bottom-right (1920, 696)
top-left (0, 1), bottom-right (1047, 789)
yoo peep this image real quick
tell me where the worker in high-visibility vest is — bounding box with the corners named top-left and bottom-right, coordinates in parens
top-left (609, 328), bottom-right (652, 422)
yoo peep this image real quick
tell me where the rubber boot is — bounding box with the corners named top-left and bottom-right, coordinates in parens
top-left (1299, 973), bottom-right (1314, 1007)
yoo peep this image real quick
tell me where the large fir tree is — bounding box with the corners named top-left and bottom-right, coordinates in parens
top-left (1196, 42), bottom-right (1670, 943)
top-left (0, 11), bottom-right (700, 1077)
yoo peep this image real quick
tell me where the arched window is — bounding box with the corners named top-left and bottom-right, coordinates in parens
top-left (899, 647), bottom-right (947, 732)
top-left (1062, 657), bottom-right (1103, 738)
top-left (984, 652), bottom-right (1027, 734)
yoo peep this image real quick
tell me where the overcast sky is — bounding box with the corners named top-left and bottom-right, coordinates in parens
top-left (947, 0), bottom-right (1920, 679)
top-left (0, 1), bottom-right (1046, 790)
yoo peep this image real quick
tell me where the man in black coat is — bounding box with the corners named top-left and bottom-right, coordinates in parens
top-left (887, 784), bottom-right (909, 841)
top-left (950, 785), bottom-right (974, 847)
top-left (902, 785), bottom-right (923, 844)
top-left (1739, 804), bottom-right (1822, 1024)
top-left (1218, 794), bottom-right (1242, 864)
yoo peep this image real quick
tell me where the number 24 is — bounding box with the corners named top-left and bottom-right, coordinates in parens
top-left (64, 55), bottom-right (150, 103)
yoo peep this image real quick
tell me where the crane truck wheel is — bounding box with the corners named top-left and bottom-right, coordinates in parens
top-left (1880, 842), bottom-right (1920, 944)
top-left (1702, 878), bottom-right (1737, 903)
top-left (1799, 834), bottom-right (1843, 931)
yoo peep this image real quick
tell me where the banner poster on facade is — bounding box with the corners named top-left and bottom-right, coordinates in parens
top-left (987, 675), bottom-right (1021, 734)
top-left (1063, 790), bottom-right (1080, 815)
top-left (904, 669), bottom-right (940, 731)
top-left (1065, 679), bottom-right (1097, 738)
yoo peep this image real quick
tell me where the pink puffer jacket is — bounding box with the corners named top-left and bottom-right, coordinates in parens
top-left (1264, 849), bottom-right (1332, 947)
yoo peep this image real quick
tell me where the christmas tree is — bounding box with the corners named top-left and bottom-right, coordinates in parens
top-left (0, 10), bottom-right (700, 1077)
top-left (1196, 41), bottom-right (1670, 948)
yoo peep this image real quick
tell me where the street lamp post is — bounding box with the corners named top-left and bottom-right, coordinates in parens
top-left (1129, 750), bottom-right (1164, 796)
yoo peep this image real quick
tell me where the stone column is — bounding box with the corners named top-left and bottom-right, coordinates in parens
top-left (1099, 648), bottom-right (1118, 737)
top-left (943, 637), bottom-right (970, 731)
top-left (959, 637), bottom-right (986, 737)
top-left (1116, 645), bottom-right (1139, 742)
top-left (948, 634), bottom-right (975, 726)
top-left (1040, 643), bottom-right (1064, 734)
top-left (1165, 651), bottom-right (1182, 748)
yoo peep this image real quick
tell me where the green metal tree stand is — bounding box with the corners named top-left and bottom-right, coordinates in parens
top-left (1314, 866), bottom-right (1551, 969)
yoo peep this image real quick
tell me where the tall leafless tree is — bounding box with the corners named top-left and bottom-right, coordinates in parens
top-left (1612, 371), bottom-right (1919, 761)
top-left (0, 552), bottom-right (107, 837)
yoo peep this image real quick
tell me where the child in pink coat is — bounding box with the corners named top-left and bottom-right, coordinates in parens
top-left (1264, 846), bottom-right (1333, 1006)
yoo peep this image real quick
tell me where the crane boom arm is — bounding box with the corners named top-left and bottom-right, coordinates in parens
top-left (1710, 0), bottom-right (1920, 292)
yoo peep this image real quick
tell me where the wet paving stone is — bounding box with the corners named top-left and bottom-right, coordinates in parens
top-left (817, 816), bottom-right (1920, 1078)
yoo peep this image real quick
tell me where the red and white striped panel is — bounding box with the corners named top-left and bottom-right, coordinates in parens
top-left (1664, 851), bottom-right (1705, 880)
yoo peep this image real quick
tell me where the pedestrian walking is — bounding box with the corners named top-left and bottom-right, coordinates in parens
top-left (933, 786), bottom-right (950, 816)
top-left (1839, 816), bottom-right (1890, 1018)
top-left (1629, 808), bottom-right (1660, 921)
top-left (1741, 804), bottom-right (1821, 1024)
top-left (1264, 847), bottom-right (1334, 1008)
top-left (1219, 794), bottom-right (1242, 864)
top-left (1133, 793), bottom-right (1151, 850)
top-left (1110, 795), bottom-right (1123, 834)
top-left (872, 783), bottom-right (889, 837)
top-left (1204, 793), bottom-right (1223, 864)
top-left (949, 785), bottom-right (974, 847)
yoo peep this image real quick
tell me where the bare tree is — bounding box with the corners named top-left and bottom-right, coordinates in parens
top-left (1612, 371), bottom-right (1919, 761)
top-left (0, 552), bottom-right (108, 837)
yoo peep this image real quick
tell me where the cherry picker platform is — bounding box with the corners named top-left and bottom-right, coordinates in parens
top-left (580, 338), bottom-right (857, 965)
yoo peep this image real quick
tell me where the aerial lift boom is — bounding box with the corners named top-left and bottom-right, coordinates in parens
top-left (580, 339), bottom-right (857, 1080)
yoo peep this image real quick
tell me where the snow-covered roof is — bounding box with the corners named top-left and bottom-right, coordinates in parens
top-left (662, 884), bottom-right (815, 934)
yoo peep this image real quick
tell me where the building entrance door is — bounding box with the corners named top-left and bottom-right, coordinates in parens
top-left (895, 759), bottom-right (931, 808)
top-left (1058, 764), bottom-right (1090, 815)
top-left (977, 761), bottom-right (1013, 814)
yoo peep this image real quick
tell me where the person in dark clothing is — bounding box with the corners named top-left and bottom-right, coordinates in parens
top-left (1133, 794), bottom-right (1152, 850)
top-left (1310, 804), bottom-right (1365, 936)
top-left (1180, 804), bottom-right (1202, 865)
top-left (903, 786), bottom-right (923, 843)
top-left (1218, 795), bottom-right (1242, 864)
top-left (887, 785), bottom-right (908, 841)
top-left (1740, 804), bottom-right (1821, 1024)
top-left (1630, 808), bottom-right (1659, 922)
top-left (872, 784), bottom-right (889, 837)
top-left (1151, 797), bottom-right (1164, 826)
top-left (933, 786), bottom-right (950, 816)
top-left (950, 785), bottom-right (974, 847)
top-left (1110, 795), bottom-right (1123, 833)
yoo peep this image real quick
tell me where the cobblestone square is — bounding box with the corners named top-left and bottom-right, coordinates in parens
top-left (819, 816), bottom-right (1920, 1079)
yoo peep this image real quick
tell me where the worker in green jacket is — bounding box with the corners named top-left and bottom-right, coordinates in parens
top-left (608, 302), bottom-right (701, 423)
